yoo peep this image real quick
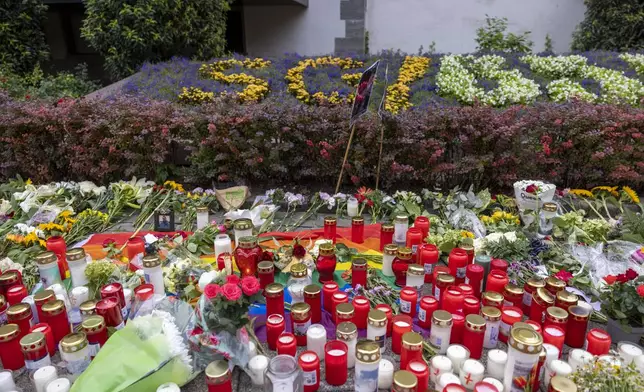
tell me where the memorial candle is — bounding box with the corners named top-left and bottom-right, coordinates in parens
top-left (304, 284), bottom-right (322, 324)
top-left (419, 243), bottom-right (439, 284)
top-left (394, 215), bottom-right (409, 246)
top-left (438, 374), bottom-right (462, 391)
top-left (298, 351), bottom-right (320, 392)
top-left (503, 327), bottom-right (543, 392)
top-left (548, 376), bottom-right (577, 392)
top-left (45, 236), bottom-right (69, 280)
top-left (406, 265), bottom-right (424, 291)
top-left (34, 290), bottom-right (55, 325)
top-left (400, 332), bottom-right (423, 370)
top-left (391, 314), bottom-right (413, 355)
top-left (325, 340), bottom-right (348, 386)
top-left (481, 291), bottom-right (504, 310)
top-left (276, 333), bottom-right (297, 357)
top-left (442, 288), bottom-right (464, 314)
top-left (482, 378), bottom-right (504, 392)
top-left (544, 307), bottom-right (568, 333)
top-left (0, 324), bottom-right (24, 371)
top-left (406, 228), bottom-right (424, 262)
top-left (463, 296), bottom-right (480, 316)
top-left (448, 248), bottom-right (469, 284)
top-left (486, 349), bottom-right (507, 380)
top-left (382, 244), bottom-right (398, 277)
top-left (7, 302), bottom-right (33, 340)
top-left (264, 283), bottom-right (285, 318)
top-left (457, 284), bottom-right (474, 298)
top-left (266, 314), bottom-right (285, 351)
top-left (322, 282), bottom-right (339, 313)
top-left (306, 323), bottom-right (327, 360)
top-left (375, 304), bottom-right (393, 336)
top-left (248, 355), bottom-right (269, 386)
top-left (354, 340), bottom-right (381, 392)
top-left (503, 284), bottom-right (524, 309)
top-left (44, 378), bottom-right (71, 392)
top-left (435, 274), bottom-right (455, 308)
top-left (474, 255), bottom-right (491, 291)
top-left (331, 292), bottom-right (349, 318)
top-left (418, 296), bottom-right (439, 329)
top-left (523, 277), bottom-right (546, 315)
top-left (352, 295), bottom-right (370, 329)
top-left (450, 312), bottom-right (465, 345)
top-left (459, 359), bottom-right (485, 390)
top-left (336, 322), bottom-right (357, 368)
top-left (81, 315), bottom-right (108, 358)
top-left (399, 287), bottom-right (418, 318)
top-left (335, 303), bottom-right (354, 325)
top-left (499, 307), bottom-right (523, 344)
top-left (543, 325), bottom-right (566, 355)
top-left (407, 360), bottom-right (429, 392)
top-left (291, 303), bottom-right (311, 346)
top-left (463, 315), bottom-right (486, 359)
top-left (563, 306), bottom-right (587, 349)
top-left (6, 285), bottom-right (27, 306)
top-left (352, 258), bottom-right (368, 289)
top-left (30, 323), bottom-right (55, 357)
top-left (414, 216), bottom-right (430, 239)
top-left (392, 247), bottom-right (413, 287)
top-left (465, 264), bottom-right (485, 299)
top-left (393, 370), bottom-right (418, 392)
top-left (367, 309), bottom-right (387, 353)
top-left (316, 244), bottom-right (337, 285)
top-left (429, 356), bottom-right (453, 389)
top-left (461, 244), bottom-right (475, 265)
top-left (545, 277), bottom-right (566, 296)
top-left (352, 217), bottom-right (365, 244)
top-left (205, 360), bottom-right (232, 392)
top-left (95, 297), bottom-right (123, 330)
top-left (544, 360), bottom-right (572, 390)
top-left (379, 359), bottom-right (394, 389)
top-left (617, 341), bottom-right (643, 365)
top-left (485, 271), bottom-right (509, 296)
top-left (530, 288), bottom-right (555, 323)
top-left (490, 258), bottom-right (508, 273)
top-left (257, 261), bottom-right (274, 290)
top-left (324, 217), bottom-right (337, 243)
top-left (555, 291), bottom-right (578, 313)
top-left (585, 328), bottom-right (611, 356)
top-left (482, 306), bottom-right (501, 349)
top-left (525, 320), bottom-right (542, 335)
top-left (33, 366), bottom-right (58, 392)
top-left (446, 344), bottom-right (470, 373)
top-left (380, 224), bottom-right (395, 252)
top-left (430, 311), bottom-right (453, 354)
top-left (567, 349), bottom-right (593, 372)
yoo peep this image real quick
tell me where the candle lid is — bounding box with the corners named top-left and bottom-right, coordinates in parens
top-left (352, 257), bottom-right (367, 270)
top-left (264, 283), bottom-right (284, 297)
top-left (233, 218), bottom-right (253, 231)
top-left (319, 243), bottom-right (335, 256)
top-left (402, 331), bottom-right (423, 350)
top-left (0, 270), bottom-right (20, 284)
top-left (437, 274), bottom-right (456, 285)
top-left (35, 251), bottom-right (57, 266)
top-left (504, 283), bottom-right (524, 296)
top-left (381, 223), bottom-right (394, 232)
top-left (545, 276), bottom-right (566, 291)
top-left (291, 302), bottom-right (311, 320)
top-left (352, 216), bottom-right (365, 225)
top-left (41, 299), bottom-right (65, 315)
top-left (512, 321), bottom-right (533, 331)
top-left (534, 287), bottom-right (555, 306)
top-left (290, 263), bottom-right (307, 278)
top-left (66, 248), bottom-right (86, 262)
top-left (257, 261), bottom-right (274, 273)
top-left (34, 289), bottom-right (56, 304)
top-left (397, 247), bottom-right (412, 259)
top-left (432, 310), bottom-right (453, 327)
top-left (79, 300), bottom-right (97, 315)
top-left (324, 216), bottom-right (337, 226)
top-left (481, 306), bottom-right (502, 321)
top-left (546, 306), bottom-right (569, 322)
top-left (20, 331), bottom-right (46, 352)
top-left (205, 360), bottom-right (231, 384)
top-left (482, 291), bottom-right (503, 304)
top-left (0, 323), bottom-right (20, 341)
top-left (237, 236), bottom-right (258, 249)
top-left (393, 370), bottom-right (417, 390)
top-left (556, 290), bottom-right (578, 305)
top-left (82, 315), bottom-right (106, 332)
top-left (368, 309), bottom-right (387, 327)
top-left (336, 303), bottom-right (354, 317)
top-left (465, 314), bottom-right (486, 331)
top-left (543, 202), bottom-right (558, 212)
top-left (356, 340), bottom-right (381, 363)
top-left (142, 255), bottom-right (161, 268)
top-left (384, 244), bottom-right (398, 256)
top-left (509, 327), bottom-right (543, 354)
top-left (395, 215), bottom-right (409, 224)
top-left (60, 332), bottom-right (88, 353)
top-left (196, 206), bottom-right (208, 213)
top-left (336, 321), bottom-right (358, 341)
top-left (7, 302), bottom-right (32, 320)
top-left (407, 264), bottom-right (424, 276)
top-left (549, 376), bottom-right (577, 392)
top-left (526, 277), bottom-right (546, 289)
top-left (303, 284), bottom-right (321, 297)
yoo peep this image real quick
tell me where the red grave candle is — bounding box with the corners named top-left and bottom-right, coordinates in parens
top-left (324, 340), bottom-right (348, 386)
top-left (331, 292), bottom-right (349, 317)
top-left (352, 217), bottom-right (365, 244)
top-left (101, 282), bottom-right (127, 319)
top-left (407, 360), bottom-right (430, 392)
top-left (391, 314), bottom-right (413, 355)
top-left (81, 315), bottom-right (108, 357)
top-left (95, 297), bottom-right (124, 330)
top-left (448, 248), bottom-right (469, 284)
top-left (322, 282), bottom-right (339, 313)
top-left (529, 288), bottom-right (555, 323)
top-left (266, 314), bottom-right (285, 351)
top-left (433, 266), bottom-right (450, 285)
top-left (299, 351), bottom-right (320, 392)
top-left (264, 283), bottom-right (285, 318)
top-left (40, 300), bottom-right (70, 346)
top-left (304, 284), bottom-right (322, 324)
top-left (351, 258), bottom-right (368, 289)
top-left (324, 217), bottom-right (337, 243)
top-left (352, 295), bottom-right (370, 329)
top-left (277, 333), bottom-right (297, 356)
top-left (461, 244), bottom-right (475, 265)
top-left (126, 236), bottom-right (146, 264)
top-left (46, 235), bottom-right (69, 280)
top-left (380, 223), bottom-right (394, 251)
top-left (335, 303), bottom-right (354, 326)
top-left (414, 216), bottom-right (430, 239)
top-left (257, 261), bottom-right (275, 289)
top-left (7, 303), bottom-right (33, 340)
top-left (0, 323), bottom-right (25, 371)
top-left (20, 331), bottom-right (50, 371)
top-left (481, 291), bottom-right (504, 310)
top-left (485, 270), bottom-right (509, 295)
top-left (291, 303), bottom-right (312, 346)
top-left (463, 314), bottom-right (486, 359)
top-left (392, 247), bottom-right (413, 287)
top-left (434, 274), bottom-right (455, 308)
top-left (418, 243), bottom-right (440, 284)
top-left (418, 296), bottom-right (439, 329)
top-left (490, 258), bottom-right (508, 272)
top-left (399, 287), bottom-right (418, 318)
top-left (30, 323), bottom-right (55, 356)
top-left (542, 325), bottom-right (565, 354)
top-left (375, 303), bottom-right (393, 336)
top-left (555, 291), bottom-right (578, 313)
top-left (585, 328), bottom-right (611, 356)
top-left (523, 278), bottom-right (546, 315)
top-left (525, 320), bottom-right (542, 335)
top-left (205, 360), bottom-right (233, 392)
top-left (0, 270), bottom-right (23, 296)
top-left (234, 237), bottom-right (262, 277)
top-left (457, 284), bottom-right (474, 297)
top-left (545, 277), bottom-right (566, 296)
top-left (406, 228), bottom-right (424, 262)
top-left (134, 284), bottom-right (154, 301)
top-left (465, 264), bottom-right (485, 299)
top-left (499, 306), bottom-right (523, 344)
top-left (544, 307), bottom-right (568, 333)
top-left (565, 306), bottom-right (589, 348)
top-left (34, 290), bottom-right (55, 323)
top-left (316, 243), bottom-right (337, 284)
top-left (442, 288), bottom-right (464, 314)
top-left (463, 296), bottom-right (480, 316)
top-left (503, 284), bottom-right (524, 309)
top-left (6, 285), bottom-right (27, 306)
top-left (400, 331), bottom-right (423, 370)
top-left (450, 312), bottom-right (465, 344)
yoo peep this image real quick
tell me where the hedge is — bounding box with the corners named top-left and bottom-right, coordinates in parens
top-left (1, 94), bottom-right (643, 191)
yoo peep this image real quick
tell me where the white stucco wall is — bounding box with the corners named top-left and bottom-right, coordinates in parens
top-left (367, 0), bottom-right (586, 54)
top-left (243, 0), bottom-right (344, 57)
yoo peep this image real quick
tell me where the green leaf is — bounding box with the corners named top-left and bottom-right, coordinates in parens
top-left (186, 242), bottom-right (198, 253)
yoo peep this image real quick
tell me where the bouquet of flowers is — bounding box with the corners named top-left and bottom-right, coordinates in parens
top-left (600, 268), bottom-right (644, 328)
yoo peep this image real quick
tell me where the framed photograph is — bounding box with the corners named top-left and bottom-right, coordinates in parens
top-left (154, 208), bottom-right (175, 232)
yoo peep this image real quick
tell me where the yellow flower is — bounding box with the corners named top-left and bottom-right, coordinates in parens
top-left (621, 186), bottom-right (640, 204)
top-left (461, 231), bottom-right (475, 239)
top-left (164, 181), bottom-right (185, 193)
top-left (569, 189), bottom-right (594, 198)
top-left (591, 186), bottom-right (619, 197)
top-left (37, 223), bottom-right (65, 232)
top-left (25, 178), bottom-right (32, 185)
top-left (285, 57), bottom-right (363, 105)
top-left (386, 56), bottom-right (431, 114)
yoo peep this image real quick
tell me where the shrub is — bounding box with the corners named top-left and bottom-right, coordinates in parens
top-left (81, 0), bottom-right (232, 80)
top-left (0, 0), bottom-right (49, 74)
top-left (572, 0), bottom-right (644, 51)
top-left (0, 65), bottom-right (100, 101)
top-left (475, 16), bottom-right (533, 53)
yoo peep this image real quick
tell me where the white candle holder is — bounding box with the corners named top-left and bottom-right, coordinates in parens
top-left (438, 373), bottom-right (462, 390)
top-left (430, 355), bottom-right (453, 388)
top-left (32, 366), bottom-right (58, 392)
top-left (617, 341), bottom-right (643, 365)
top-left (306, 324), bottom-right (327, 361)
top-left (567, 349), bottom-right (593, 372)
top-left (248, 355), bottom-right (269, 385)
top-left (0, 370), bottom-right (17, 392)
top-left (482, 377), bottom-right (504, 392)
top-left (459, 359), bottom-right (485, 390)
top-left (486, 349), bottom-right (507, 381)
top-left (447, 344), bottom-right (470, 374)
top-left (156, 382), bottom-right (181, 392)
top-left (378, 359), bottom-right (394, 390)
top-left (347, 197), bottom-right (359, 217)
top-left (544, 360), bottom-right (572, 389)
top-left (45, 377), bottom-right (71, 392)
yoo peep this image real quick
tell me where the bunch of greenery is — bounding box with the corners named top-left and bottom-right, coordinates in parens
top-left (475, 15), bottom-right (533, 53)
top-left (0, 65), bottom-right (99, 101)
top-left (0, 0), bottom-right (49, 74)
top-left (572, 0), bottom-right (644, 51)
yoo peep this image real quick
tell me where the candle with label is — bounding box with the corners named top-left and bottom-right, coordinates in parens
top-left (499, 307), bottom-right (523, 344)
top-left (306, 323), bottom-right (327, 361)
top-left (406, 265), bottom-right (425, 291)
top-left (523, 277), bottom-right (546, 314)
top-left (325, 340), bottom-right (348, 386)
top-left (336, 322), bottom-right (357, 368)
top-left (419, 243), bottom-right (439, 283)
top-left (465, 264), bottom-right (485, 299)
top-left (291, 302), bottom-right (311, 346)
top-left (60, 333), bottom-right (91, 379)
top-left (565, 306), bottom-right (589, 348)
top-left (435, 274), bottom-right (455, 308)
top-left (20, 332), bottom-right (51, 371)
top-left (367, 310), bottom-right (387, 353)
top-left (333, 294), bottom-right (350, 323)
top-left (430, 310), bottom-right (453, 354)
top-left (266, 314), bottom-right (285, 351)
top-left (352, 258), bottom-right (368, 288)
top-left (463, 314), bottom-right (486, 359)
top-left (459, 359), bottom-right (485, 390)
top-left (392, 247), bottom-right (413, 287)
top-left (530, 288), bottom-right (555, 323)
top-left (481, 306), bottom-right (501, 349)
top-left (399, 287), bottom-right (418, 318)
top-left (298, 351), bottom-right (319, 392)
top-left (382, 244), bottom-right (397, 277)
top-left (81, 315), bottom-right (108, 358)
top-left (418, 296), bottom-right (439, 329)
top-left (380, 224), bottom-right (394, 251)
top-left (352, 296), bottom-right (370, 329)
top-left (503, 327), bottom-right (543, 392)
top-left (391, 315), bottom-right (413, 355)
top-left (449, 248), bottom-right (469, 284)
top-left (354, 340), bottom-right (381, 392)
top-left (394, 215), bottom-right (409, 245)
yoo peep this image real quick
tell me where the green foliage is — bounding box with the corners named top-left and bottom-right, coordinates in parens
top-left (483, 235), bottom-right (531, 261)
top-left (600, 276), bottom-right (644, 327)
top-left (572, 0), bottom-right (644, 51)
top-left (81, 0), bottom-right (232, 80)
top-left (617, 207), bottom-right (644, 243)
top-left (544, 34), bottom-right (554, 53)
top-left (475, 15), bottom-right (533, 53)
top-left (0, 64), bottom-right (100, 101)
top-left (0, 0), bottom-right (49, 74)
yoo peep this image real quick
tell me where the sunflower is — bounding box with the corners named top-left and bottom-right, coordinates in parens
top-left (461, 231), bottom-right (475, 239)
top-left (569, 189), bottom-right (594, 198)
top-left (622, 186), bottom-right (640, 204)
top-left (591, 186), bottom-right (619, 197)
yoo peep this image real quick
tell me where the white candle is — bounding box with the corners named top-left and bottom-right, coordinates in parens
top-left (482, 377), bottom-right (504, 392)
top-left (393, 216), bottom-right (409, 245)
top-left (156, 382), bottom-right (181, 392)
top-left (617, 341), bottom-right (643, 365)
top-left (328, 349), bottom-right (346, 356)
top-left (542, 342), bottom-right (560, 382)
top-left (46, 378), bottom-right (71, 392)
top-left (447, 345), bottom-right (470, 374)
top-left (33, 366), bottom-right (58, 392)
top-left (567, 349), bottom-right (593, 372)
top-left (382, 251), bottom-right (396, 277)
top-left (347, 197), bottom-right (359, 217)
top-left (70, 286), bottom-right (90, 308)
top-left (635, 354), bottom-right (644, 375)
top-left (22, 295), bottom-right (39, 323)
top-left (248, 355), bottom-right (269, 385)
top-left (438, 373), bottom-right (461, 390)
top-left (307, 324), bottom-right (327, 361)
top-left (0, 371), bottom-right (17, 392)
top-left (378, 359), bottom-right (394, 389)
top-left (486, 349), bottom-right (507, 380)
top-left (214, 234), bottom-right (233, 260)
top-left (196, 207), bottom-right (209, 230)
top-left (459, 359), bottom-right (485, 390)
top-left (598, 355), bottom-right (622, 368)
top-left (544, 360), bottom-right (572, 389)
top-left (430, 355), bottom-right (453, 388)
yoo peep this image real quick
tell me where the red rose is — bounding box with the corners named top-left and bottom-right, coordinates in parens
top-left (241, 276), bottom-right (260, 296)
top-left (554, 270), bottom-right (573, 284)
top-left (637, 285), bottom-right (644, 297)
top-left (525, 184), bottom-right (538, 194)
top-left (616, 273), bottom-right (630, 283)
top-left (367, 199), bottom-right (374, 207)
top-left (102, 238), bottom-right (116, 247)
top-left (221, 283), bottom-right (242, 301)
top-left (625, 268), bottom-right (638, 281)
top-left (177, 231), bottom-right (188, 239)
top-left (293, 244), bottom-right (306, 259)
top-left (203, 284), bottom-right (221, 299)
top-left (262, 251), bottom-right (274, 261)
top-left (604, 275), bottom-right (617, 285)
top-left (226, 274), bottom-right (241, 285)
